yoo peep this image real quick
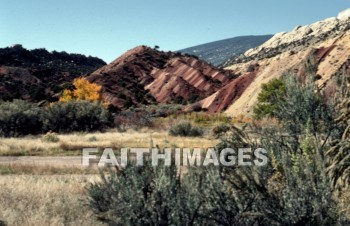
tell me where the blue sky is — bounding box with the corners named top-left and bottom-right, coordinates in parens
top-left (0, 0), bottom-right (349, 63)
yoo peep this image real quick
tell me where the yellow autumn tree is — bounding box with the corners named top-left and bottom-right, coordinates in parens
top-left (60, 78), bottom-right (102, 102)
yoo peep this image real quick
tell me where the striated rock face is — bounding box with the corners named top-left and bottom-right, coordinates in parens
top-left (223, 14), bottom-right (350, 68)
top-left (218, 10), bottom-right (350, 117)
top-left (185, 70), bottom-right (257, 113)
top-left (182, 8), bottom-right (350, 115)
top-left (86, 46), bottom-right (232, 109)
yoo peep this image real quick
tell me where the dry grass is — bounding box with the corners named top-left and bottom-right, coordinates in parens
top-left (0, 130), bottom-right (219, 156)
top-left (340, 190), bottom-right (350, 221)
top-left (0, 163), bottom-right (98, 175)
top-left (0, 174), bottom-right (103, 226)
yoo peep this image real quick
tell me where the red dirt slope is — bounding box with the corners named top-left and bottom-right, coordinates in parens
top-left (86, 46), bottom-right (232, 109)
top-left (185, 70), bottom-right (257, 113)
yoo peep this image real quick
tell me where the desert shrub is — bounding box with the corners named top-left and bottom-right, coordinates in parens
top-left (88, 163), bottom-right (204, 226)
top-left (42, 132), bottom-right (60, 143)
top-left (114, 111), bottom-right (153, 131)
top-left (173, 96), bottom-right (186, 105)
top-left (88, 136), bottom-right (98, 142)
top-left (191, 103), bottom-right (202, 112)
top-left (42, 101), bottom-right (111, 133)
top-left (188, 94), bottom-right (201, 104)
top-left (244, 124), bottom-right (339, 225)
top-left (89, 129), bottom-right (340, 225)
top-left (172, 112), bottom-right (231, 127)
top-left (274, 76), bottom-right (336, 140)
top-left (247, 63), bottom-right (259, 72)
top-left (169, 122), bottom-right (203, 137)
top-left (211, 124), bottom-right (231, 138)
top-left (136, 104), bottom-right (182, 118)
top-left (0, 100), bottom-right (43, 137)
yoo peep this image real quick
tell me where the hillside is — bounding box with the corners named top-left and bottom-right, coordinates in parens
top-left (179, 35), bottom-right (272, 66)
top-left (186, 10), bottom-right (350, 115)
top-left (0, 45), bottom-right (106, 101)
top-left (86, 46), bottom-right (233, 109)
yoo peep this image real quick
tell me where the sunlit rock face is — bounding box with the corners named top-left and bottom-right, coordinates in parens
top-left (338, 8), bottom-right (350, 20)
top-left (219, 8), bottom-right (350, 117)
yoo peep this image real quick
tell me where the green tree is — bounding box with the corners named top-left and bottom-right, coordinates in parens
top-left (253, 78), bottom-right (286, 119)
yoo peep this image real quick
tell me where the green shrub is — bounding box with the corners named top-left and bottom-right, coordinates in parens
top-left (43, 101), bottom-right (111, 133)
top-left (211, 123), bottom-right (231, 138)
top-left (224, 125), bottom-right (339, 225)
top-left (88, 163), bottom-right (203, 226)
top-left (0, 100), bottom-right (43, 137)
top-left (42, 132), bottom-right (60, 143)
top-left (169, 122), bottom-right (203, 137)
top-left (0, 100), bottom-right (112, 137)
top-left (88, 136), bottom-right (98, 142)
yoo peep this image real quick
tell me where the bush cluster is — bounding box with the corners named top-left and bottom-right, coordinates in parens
top-left (0, 100), bottom-right (111, 137)
top-left (88, 148), bottom-right (339, 226)
top-left (43, 101), bottom-right (111, 133)
top-left (168, 122), bottom-right (204, 137)
top-left (211, 123), bottom-right (231, 138)
top-left (0, 100), bottom-right (42, 137)
top-left (114, 111), bottom-right (153, 132)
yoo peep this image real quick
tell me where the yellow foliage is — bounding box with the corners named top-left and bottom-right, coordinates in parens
top-left (59, 90), bottom-right (74, 102)
top-left (59, 78), bottom-right (102, 102)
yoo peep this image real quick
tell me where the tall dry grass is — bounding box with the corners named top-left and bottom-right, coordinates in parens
top-left (0, 174), bottom-right (103, 226)
top-left (0, 130), bottom-right (219, 156)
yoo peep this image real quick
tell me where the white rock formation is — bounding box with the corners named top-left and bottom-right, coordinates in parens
top-left (338, 8), bottom-right (350, 20)
top-left (244, 14), bottom-right (346, 57)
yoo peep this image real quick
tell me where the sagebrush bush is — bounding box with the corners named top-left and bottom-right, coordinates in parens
top-left (42, 132), bottom-right (60, 143)
top-left (88, 163), bottom-right (203, 226)
top-left (0, 100), bottom-right (43, 137)
top-left (88, 136), bottom-right (98, 142)
top-left (169, 122), bottom-right (203, 137)
top-left (211, 124), bottom-right (231, 138)
top-left (114, 111), bottom-right (153, 132)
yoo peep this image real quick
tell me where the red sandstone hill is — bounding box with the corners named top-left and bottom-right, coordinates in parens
top-left (86, 46), bottom-right (233, 109)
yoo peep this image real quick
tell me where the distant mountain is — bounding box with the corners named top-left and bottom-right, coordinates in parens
top-left (86, 46), bottom-right (233, 109)
top-left (0, 45), bottom-right (106, 101)
top-left (179, 35), bottom-right (272, 66)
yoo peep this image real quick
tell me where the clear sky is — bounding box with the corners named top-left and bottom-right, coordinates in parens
top-left (0, 0), bottom-right (349, 63)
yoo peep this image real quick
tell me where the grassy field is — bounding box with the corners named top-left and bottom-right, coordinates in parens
top-left (0, 174), bottom-right (104, 226)
top-left (0, 129), bottom-right (220, 224)
top-left (0, 127), bottom-right (348, 225)
top-left (0, 168), bottom-right (348, 226)
top-left (0, 130), bottom-right (219, 156)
